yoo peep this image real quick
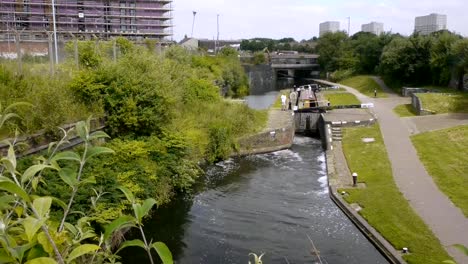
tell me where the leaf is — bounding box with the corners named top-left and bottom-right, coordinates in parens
top-left (32, 197), bottom-right (52, 218)
top-left (135, 198), bottom-right (156, 223)
top-left (50, 197), bottom-right (67, 210)
top-left (453, 244), bottom-right (468, 255)
top-left (75, 121), bottom-right (88, 141)
top-left (0, 195), bottom-right (15, 210)
top-left (52, 151), bottom-right (81, 163)
top-left (0, 248), bottom-right (15, 263)
top-left (26, 245), bottom-right (48, 261)
top-left (88, 131), bottom-right (110, 141)
top-left (7, 144), bottom-right (16, 170)
top-left (25, 257), bottom-right (58, 264)
top-left (66, 244), bottom-right (100, 262)
top-left (37, 232), bottom-right (54, 254)
top-left (85, 146), bottom-right (114, 161)
top-left (23, 216), bottom-right (45, 242)
top-left (103, 215), bottom-right (135, 242)
top-left (9, 243), bottom-right (33, 263)
top-left (442, 261), bottom-right (456, 264)
top-left (118, 186), bottom-right (135, 204)
top-left (152, 242), bottom-right (173, 264)
top-left (115, 239), bottom-right (146, 254)
top-left (22, 165), bottom-right (51, 184)
top-left (58, 168), bottom-right (78, 188)
top-left (0, 181), bottom-right (31, 202)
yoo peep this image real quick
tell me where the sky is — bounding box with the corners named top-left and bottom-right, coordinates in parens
top-left (171, 0), bottom-right (468, 41)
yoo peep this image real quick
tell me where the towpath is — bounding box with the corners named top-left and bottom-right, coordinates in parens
top-left (317, 78), bottom-right (468, 263)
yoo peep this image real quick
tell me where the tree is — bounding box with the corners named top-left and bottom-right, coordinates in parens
top-left (452, 38), bottom-right (468, 90)
top-left (316, 31), bottom-right (349, 72)
top-left (430, 31), bottom-right (461, 85)
top-left (380, 35), bottom-right (433, 84)
top-left (350, 32), bottom-right (384, 73)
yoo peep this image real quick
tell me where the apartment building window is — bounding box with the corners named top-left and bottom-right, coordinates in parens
top-left (23, 0), bottom-right (30, 13)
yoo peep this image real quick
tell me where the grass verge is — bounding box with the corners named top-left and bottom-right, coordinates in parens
top-left (411, 125), bottom-right (468, 217)
top-left (417, 93), bottom-right (468, 114)
top-left (393, 104), bottom-right (417, 117)
top-left (323, 92), bottom-right (360, 106)
top-left (272, 90), bottom-right (290, 109)
top-left (341, 124), bottom-right (452, 264)
top-left (339, 75), bottom-right (387, 98)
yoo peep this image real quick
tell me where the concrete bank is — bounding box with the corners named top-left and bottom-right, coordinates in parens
top-left (235, 109), bottom-right (295, 156)
top-left (322, 109), bottom-right (407, 264)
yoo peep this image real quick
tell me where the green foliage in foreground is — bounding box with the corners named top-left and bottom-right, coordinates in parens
top-left (341, 124), bottom-right (452, 264)
top-left (411, 125), bottom-right (468, 217)
top-left (323, 92), bottom-right (361, 105)
top-left (393, 104), bottom-right (417, 117)
top-left (0, 116), bottom-right (173, 264)
top-left (417, 93), bottom-right (468, 114)
top-left (339, 75), bottom-right (387, 98)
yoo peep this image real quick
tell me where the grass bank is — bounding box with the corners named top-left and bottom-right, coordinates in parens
top-left (411, 125), bottom-right (468, 217)
top-left (393, 104), bottom-right (417, 117)
top-left (339, 75), bottom-right (387, 98)
top-left (418, 93), bottom-right (468, 114)
top-left (341, 124), bottom-right (452, 264)
top-left (323, 92), bottom-right (360, 105)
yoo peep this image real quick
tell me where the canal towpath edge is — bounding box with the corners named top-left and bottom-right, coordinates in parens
top-left (318, 78), bottom-right (468, 264)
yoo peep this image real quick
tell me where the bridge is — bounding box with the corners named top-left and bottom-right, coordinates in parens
top-left (270, 53), bottom-right (320, 79)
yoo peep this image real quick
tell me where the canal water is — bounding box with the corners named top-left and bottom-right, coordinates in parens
top-left (120, 137), bottom-right (388, 264)
top-left (120, 90), bottom-right (387, 263)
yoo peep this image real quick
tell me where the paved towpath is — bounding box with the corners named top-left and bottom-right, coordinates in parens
top-left (317, 78), bottom-right (468, 263)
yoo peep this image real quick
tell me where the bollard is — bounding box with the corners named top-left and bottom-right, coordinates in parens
top-left (352, 172), bottom-right (358, 187)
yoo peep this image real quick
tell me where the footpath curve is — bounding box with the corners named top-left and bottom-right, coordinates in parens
top-left (319, 79), bottom-right (468, 263)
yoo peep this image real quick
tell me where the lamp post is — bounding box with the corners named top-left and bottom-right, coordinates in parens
top-left (191, 11), bottom-right (197, 38)
top-left (51, 0), bottom-right (59, 64)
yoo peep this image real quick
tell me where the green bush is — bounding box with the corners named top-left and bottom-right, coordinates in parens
top-left (330, 69), bottom-right (354, 82)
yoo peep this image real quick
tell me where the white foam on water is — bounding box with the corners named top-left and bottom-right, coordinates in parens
top-left (317, 175), bottom-right (329, 195)
top-left (293, 136), bottom-right (316, 145)
top-left (271, 149), bottom-right (303, 162)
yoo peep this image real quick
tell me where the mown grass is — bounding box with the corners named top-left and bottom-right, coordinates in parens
top-left (393, 104), bottom-right (417, 117)
top-left (339, 75), bottom-right (387, 98)
top-left (341, 124), bottom-right (452, 264)
top-left (323, 92), bottom-right (361, 105)
top-left (418, 93), bottom-right (468, 114)
top-left (411, 125), bottom-right (468, 217)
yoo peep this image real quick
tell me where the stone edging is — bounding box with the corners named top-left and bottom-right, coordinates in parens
top-left (325, 148), bottom-right (407, 264)
top-left (234, 126), bottom-right (295, 157)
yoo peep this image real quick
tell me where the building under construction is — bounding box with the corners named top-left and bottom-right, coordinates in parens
top-left (0, 0), bottom-right (173, 41)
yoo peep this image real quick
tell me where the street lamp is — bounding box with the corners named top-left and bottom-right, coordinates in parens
top-left (51, 0), bottom-right (59, 64)
top-left (191, 11), bottom-right (197, 38)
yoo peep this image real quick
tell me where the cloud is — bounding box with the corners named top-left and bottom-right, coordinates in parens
top-left (172, 0), bottom-right (468, 41)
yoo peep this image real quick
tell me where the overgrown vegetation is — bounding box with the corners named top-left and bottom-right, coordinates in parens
top-left (411, 125), bottom-right (468, 217)
top-left (0, 62), bottom-right (103, 137)
top-left (316, 31), bottom-right (468, 90)
top-left (0, 39), bottom-right (267, 263)
top-left (341, 124), bottom-right (452, 264)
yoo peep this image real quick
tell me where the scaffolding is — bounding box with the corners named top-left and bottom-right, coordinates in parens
top-left (0, 0), bottom-right (174, 41)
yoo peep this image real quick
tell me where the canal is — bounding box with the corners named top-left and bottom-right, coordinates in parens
top-left (120, 84), bottom-right (388, 263)
top-left (121, 137), bottom-right (388, 264)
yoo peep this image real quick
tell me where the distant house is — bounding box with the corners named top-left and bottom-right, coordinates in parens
top-left (179, 37), bottom-right (241, 53)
